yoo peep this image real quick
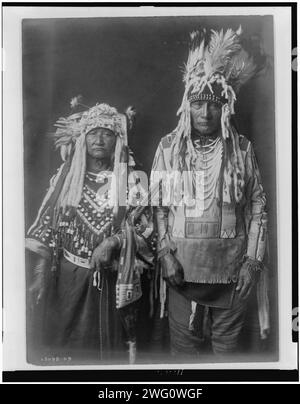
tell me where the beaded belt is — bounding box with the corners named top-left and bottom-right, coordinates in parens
top-left (63, 249), bottom-right (90, 269)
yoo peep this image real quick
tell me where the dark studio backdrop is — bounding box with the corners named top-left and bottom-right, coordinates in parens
top-left (23, 14), bottom-right (277, 361)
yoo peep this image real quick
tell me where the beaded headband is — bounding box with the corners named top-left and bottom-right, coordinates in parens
top-left (53, 98), bottom-right (136, 161)
top-left (188, 93), bottom-right (224, 107)
top-left (80, 104), bottom-right (123, 137)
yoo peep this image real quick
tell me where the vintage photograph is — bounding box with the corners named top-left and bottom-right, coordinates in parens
top-left (3, 6), bottom-right (295, 375)
top-left (22, 13), bottom-right (277, 366)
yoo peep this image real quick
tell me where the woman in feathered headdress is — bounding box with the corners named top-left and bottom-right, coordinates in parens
top-left (26, 98), bottom-right (154, 364)
top-left (151, 27), bottom-right (269, 357)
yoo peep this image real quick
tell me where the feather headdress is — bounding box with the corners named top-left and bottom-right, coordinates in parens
top-left (171, 26), bottom-right (264, 205)
top-left (53, 101), bottom-right (135, 162)
top-left (179, 26), bottom-right (257, 115)
top-left (176, 27), bottom-right (256, 150)
top-left (29, 98), bottom-right (136, 233)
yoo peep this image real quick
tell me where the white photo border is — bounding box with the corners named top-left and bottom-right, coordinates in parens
top-left (2, 4), bottom-right (297, 373)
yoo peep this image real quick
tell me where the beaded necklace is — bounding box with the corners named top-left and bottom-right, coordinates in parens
top-left (85, 170), bottom-right (112, 183)
top-left (193, 136), bottom-right (223, 209)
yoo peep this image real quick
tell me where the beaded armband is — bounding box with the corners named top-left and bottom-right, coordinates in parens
top-left (242, 255), bottom-right (263, 273)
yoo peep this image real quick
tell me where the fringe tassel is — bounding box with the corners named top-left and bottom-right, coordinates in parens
top-left (111, 114), bottom-right (128, 216)
top-left (184, 272), bottom-right (239, 284)
top-left (220, 104), bottom-right (245, 205)
top-left (257, 268), bottom-right (270, 339)
top-left (221, 104), bottom-right (230, 140)
top-left (149, 276), bottom-right (154, 318)
top-left (154, 262), bottom-right (159, 300)
top-left (159, 268), bottom-right (167, 319)
top-left (188, 301), bottom-right (197, 331)
top-left (93, 271), bottom-right (102, 291)
top-left (148, 262), bottom-right (158, 321)
top-left (128, 340), bottom-right (137, 364)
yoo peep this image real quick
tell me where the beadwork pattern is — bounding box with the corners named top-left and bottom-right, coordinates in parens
top-left (30, 179), bottom-right (114, 260)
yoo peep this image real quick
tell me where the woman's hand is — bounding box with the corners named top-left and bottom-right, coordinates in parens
top-left (90, 236), bottom-right (121, 271)
top-left (160, 252), bottom-right (185, 287)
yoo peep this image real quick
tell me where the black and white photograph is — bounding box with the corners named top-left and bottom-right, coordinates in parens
top-left (2, 4), bottom-right (298, 380)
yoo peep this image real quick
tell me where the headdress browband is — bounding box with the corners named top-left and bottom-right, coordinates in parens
top-left (188, 93), bottom-right (224, 107)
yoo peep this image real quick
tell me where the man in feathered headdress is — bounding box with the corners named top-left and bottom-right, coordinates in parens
top-left (26, 98), bottom-right (154, 363)
top-left (151, 27), bottom-right (269, 357)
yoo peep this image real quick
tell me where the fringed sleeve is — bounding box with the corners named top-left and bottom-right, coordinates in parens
top-left (244, 142), bottom-right (268, 262)
top-left (26, 193), bottom-right (56, 260)
top-left (244, 142), bottom-right (270, 339)
top-left (151, 139), bottom-right (177, 256)
top-left (26, 161), bottom-right (70, 259)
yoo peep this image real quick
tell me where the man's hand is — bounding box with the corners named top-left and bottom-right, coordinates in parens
top-left (90, 236), bottom-right (120, 271)
top-left (160, 252), bottom-right (185, 287)
top-left (236, 259), bottom-right (260, 300)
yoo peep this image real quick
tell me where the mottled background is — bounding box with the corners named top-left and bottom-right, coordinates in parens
top-left (23, 14), bottom-right (277, 359)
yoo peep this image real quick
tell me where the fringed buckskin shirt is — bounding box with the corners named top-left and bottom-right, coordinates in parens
top-left (151, 133), bottom-right (268, 285)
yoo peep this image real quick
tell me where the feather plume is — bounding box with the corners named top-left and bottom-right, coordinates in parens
top-left (70, 95), bottom-right (83, 109)
top-left (183, 29), bottom-right (206, 84)
top-left (236, 25), bottom-right (243, 36)
top-left (181, 26), bottom-right (262, 97)
top-left (227, 49), bottom-right (257, 91)
top-left (125, 106), bottom-right (136, 130)
top-left (206, 28), bottom-right (241, 75)
top-left (60, 143), bottom-right (73, 162)
top-left (53, 112), bottom-right (83, 149)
